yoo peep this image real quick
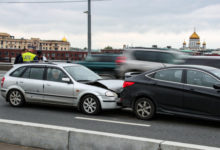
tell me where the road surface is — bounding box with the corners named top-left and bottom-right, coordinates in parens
top-left (0, 96), bottom-right (219, 147)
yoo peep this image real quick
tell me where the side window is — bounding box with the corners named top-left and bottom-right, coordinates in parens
top-left (158, 53), bottom-right (175, 64)
top-left (10, 67), bottom-right (26, 77)
top-left (29, 67), bottom-right (45, 80)
top-left (154, 69), bottom-right (183, 83)
top-left (187, 70), bottom-right (218, 88)
top-left (133, 51), bottom-right (157, 62)
top-left (21, 67), bottom-right (30, 78)
top-left (46, 68), bottom-right (67, 83)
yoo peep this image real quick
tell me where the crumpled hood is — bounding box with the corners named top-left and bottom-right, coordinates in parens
top-left (88, 79), bottom-right (124, 93)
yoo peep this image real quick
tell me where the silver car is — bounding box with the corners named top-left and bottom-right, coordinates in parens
top-left (1, 63), bottom-right (123, 115)
top-left (116, 48), bottom-right (187, 78)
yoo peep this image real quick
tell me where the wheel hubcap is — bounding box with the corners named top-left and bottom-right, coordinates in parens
top-left (83, 97), bottom-right (97, 114)
top-left (137, 100), bottom-right (151, 117)
top-left (10, 91), bottom-right (22, 106)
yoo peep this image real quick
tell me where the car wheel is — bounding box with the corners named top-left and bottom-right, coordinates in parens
top-left (8, 90), bottom-right (25, 107)
top-left (81, 95), bottom-right (101, 115)
top-left (134, 97), bottom-right (155, 120)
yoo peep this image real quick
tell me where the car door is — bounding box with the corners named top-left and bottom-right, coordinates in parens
top-left (183, 69), bottom-right (220, 116)
top-left (132, 51), bottom-right (164, 71)
top-left (150, 68), bottom-right (184, 111)
top-left (18, 66), bottom-right (45, 101)
top-left (43, 67), bottom-right (76, 105)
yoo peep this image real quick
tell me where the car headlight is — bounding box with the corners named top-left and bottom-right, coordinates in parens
top-left (105, 91), bottom-right (116, 97)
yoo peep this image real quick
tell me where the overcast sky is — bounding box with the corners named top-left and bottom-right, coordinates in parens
top-left (0, 0), bottom-right (220, 49)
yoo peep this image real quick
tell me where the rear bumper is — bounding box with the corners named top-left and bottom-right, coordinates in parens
top-left (120, 89), bottom-right (133, 108)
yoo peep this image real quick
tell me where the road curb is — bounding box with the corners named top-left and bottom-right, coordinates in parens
top-left (0, 119), bottom-right (219, 150)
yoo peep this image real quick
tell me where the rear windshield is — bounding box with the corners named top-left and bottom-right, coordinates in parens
top-left (210, 69), bottom-right (220, 79)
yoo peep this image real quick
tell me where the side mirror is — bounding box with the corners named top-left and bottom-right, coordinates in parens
top-left (62, 78), bottom-right (71, 84)
top-left (213, 84), bottom-right (220, 89)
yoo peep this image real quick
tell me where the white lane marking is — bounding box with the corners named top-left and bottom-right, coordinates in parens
top-left (75, 116), bottom-right (151, 127)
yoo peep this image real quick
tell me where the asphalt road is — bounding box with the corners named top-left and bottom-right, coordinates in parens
top-left (0, 96), bottom-right (220, 148)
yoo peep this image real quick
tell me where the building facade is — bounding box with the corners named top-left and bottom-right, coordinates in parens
top-left (0, 49), bottom-right (88, 62)
top-left (0, 32), bottom-right (70, 51)
top-left (182, 30), bottom-right (206, 51)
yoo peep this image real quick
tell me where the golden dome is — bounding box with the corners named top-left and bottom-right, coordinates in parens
top-left (203, 41), bottom-right (206, 45)
top-left (62, 36), bottom-right (67, 42)
top-left (183, 41), bottom-right (186, 45)
top-left (190, 32), bottom-right (200, 39)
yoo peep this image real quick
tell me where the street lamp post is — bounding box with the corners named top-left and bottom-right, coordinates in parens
top-left (88, 0), bottom-right (91, 55)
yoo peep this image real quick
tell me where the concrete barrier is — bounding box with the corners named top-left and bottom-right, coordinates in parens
top-left (0, 119), bottom-right (219, 150)
top-left (68, 129), bottom-right (162, 150)
top-left (0, 63), bottom-right (13, 70)
top-left (0, 119), bottom-right (69, 150)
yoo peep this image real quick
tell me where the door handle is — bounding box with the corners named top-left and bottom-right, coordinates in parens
top-left (46, 84), bottom-right (51, 86)
top-left (19, 81), bottom-right (24, 84)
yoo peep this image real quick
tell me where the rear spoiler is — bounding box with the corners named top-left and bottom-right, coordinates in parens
top-left (125, 72), bottom-right (141, 79)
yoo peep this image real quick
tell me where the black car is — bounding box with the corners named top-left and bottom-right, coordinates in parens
top-left (183, 56), bottom-right (220, 69)
top-left (121, 65), bottom-right (220, 120)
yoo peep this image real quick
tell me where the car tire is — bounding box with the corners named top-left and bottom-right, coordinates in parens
top-left (8, 90), bottom-right (25, 107)
top-left (80, 95), bottom-right (101, 115)
top-left (134, 97), bottom-right (155, 120)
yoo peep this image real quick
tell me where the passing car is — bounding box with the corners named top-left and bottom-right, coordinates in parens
top-left (182, 56), bottom-right (220, 69)
top-left (1, 63), bottom-right (123, 115)
top-left (121, 65), bottom-right (220, 121)
top-left (76, 54), bottom-right (120, 78)
top-left (116, 47), bottom-right (187, 78)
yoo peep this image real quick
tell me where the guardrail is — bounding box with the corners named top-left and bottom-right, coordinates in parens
top-left (0, 63), bottom-right (13, 71)
top-left (0, 119), bottom-right (219, 150)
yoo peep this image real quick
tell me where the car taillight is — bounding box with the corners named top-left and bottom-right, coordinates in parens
top-left (1, 77), bottom-right (5, 88)
top-left (123, 81), bottom-right (135, 88)
top-left (116, 56), bottom-right (126, 65)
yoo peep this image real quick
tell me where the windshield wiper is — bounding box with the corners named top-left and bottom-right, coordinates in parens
top-left (76, 80), bottom-right (91, 82)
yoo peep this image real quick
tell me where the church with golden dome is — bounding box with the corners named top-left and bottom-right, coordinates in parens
top-left (182, 30), bottom-right (206, 51)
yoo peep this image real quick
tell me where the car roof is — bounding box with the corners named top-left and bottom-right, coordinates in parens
top-left (13, 62), bottom-right (81, 68)
top-left (163, 65), bottom-right (218, 71)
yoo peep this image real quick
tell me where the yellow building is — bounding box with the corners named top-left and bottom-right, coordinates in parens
top-left (0, 32), bottom-right (70, 51)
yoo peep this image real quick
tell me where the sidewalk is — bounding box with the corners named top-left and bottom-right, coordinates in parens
top-left (0, 142), bottom-right (43, 150)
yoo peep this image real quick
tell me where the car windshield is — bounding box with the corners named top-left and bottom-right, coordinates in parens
top-left (64, 65), bottom-right (102, 82)
top-left (210, 69), bottom-right (220, 79)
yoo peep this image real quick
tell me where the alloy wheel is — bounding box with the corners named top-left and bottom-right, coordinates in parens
top-left (9, 90), bottom-right (24, 107)
top-left (136, 101), bottom-right (151, 118)
top-left (83, 97), bottom-right (97, 114)
top-left (134, 98), bottom-right (155, 120)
